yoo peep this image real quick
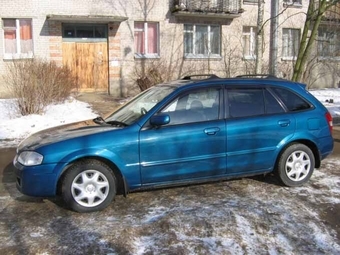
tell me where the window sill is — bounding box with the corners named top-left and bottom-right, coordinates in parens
top-left (283, 3), bottom-right (303, 8)
top-left (243, 56), bottom-right (256, 61)
top-left (281, 57), bottom-right (297, 61)
top-left (3, 53), bottom-right (34, 60)
top-left (243, 1), bottom-right (258, 5)
top-left (134, 54), bottom-right (160, 59)
top-left (184, 54), bottom-right (221, 59)
top-left (318, 57), bottom-right (340, 62)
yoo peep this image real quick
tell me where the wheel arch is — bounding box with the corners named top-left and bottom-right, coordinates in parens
top-left (274, 139), bottom-right (321, 171)
top-left (57, 156), bottom-right (129, 197)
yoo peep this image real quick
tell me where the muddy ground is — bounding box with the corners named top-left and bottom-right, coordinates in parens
top-left (0, 148), bottom-right (340, 254)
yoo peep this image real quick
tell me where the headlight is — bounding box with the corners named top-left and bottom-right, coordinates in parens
top-left (17, 151), bottom-right (43, 166)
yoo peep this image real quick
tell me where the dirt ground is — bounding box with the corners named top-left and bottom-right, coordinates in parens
top-left (0, 92), bottom-right (339, 254)
top-left (75, 92), bottom-right (128, 117)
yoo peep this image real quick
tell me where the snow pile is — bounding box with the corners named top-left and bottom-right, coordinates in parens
top-left (0, 97), bottom-right (97, 148)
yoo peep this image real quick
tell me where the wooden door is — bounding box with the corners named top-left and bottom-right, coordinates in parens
top-left (62, 42), bottom-right (108, 92)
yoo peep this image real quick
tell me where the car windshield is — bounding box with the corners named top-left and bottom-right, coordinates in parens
top-left (105, 86), bottom-right (175, 125)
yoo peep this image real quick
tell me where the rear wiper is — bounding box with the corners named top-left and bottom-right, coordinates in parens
top-left (93, 117), bottom-right (128, 127)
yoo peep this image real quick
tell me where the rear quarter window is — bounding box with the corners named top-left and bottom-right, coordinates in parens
top-left (272, 87), bottom-right (311, 112)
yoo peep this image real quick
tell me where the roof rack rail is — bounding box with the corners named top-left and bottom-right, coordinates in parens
top-left (182, 74), bottom-right (220, 80)
top-left (236, 74), bottom-right (278, 79)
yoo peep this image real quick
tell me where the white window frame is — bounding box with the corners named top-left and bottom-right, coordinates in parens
top-left (242, 26), bottom-right (257, 60)
top-left (134, 22), bottom-right (160, 59)
top-left (282, 28), bottom-right (300, 60)
top-left (3, 18), bottom-right (34, 60)
top-left (184, 24), bottom-right (221, 59)
top-left (283, 0), bottom-right (302, 7)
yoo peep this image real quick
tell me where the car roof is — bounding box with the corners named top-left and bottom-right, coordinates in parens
top-left (155, 74), bottom-right (306, 89)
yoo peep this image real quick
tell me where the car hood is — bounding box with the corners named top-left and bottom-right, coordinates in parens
top-left (18, 119), bottom-right (119, 151)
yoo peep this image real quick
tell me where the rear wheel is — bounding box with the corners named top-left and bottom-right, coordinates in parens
top-left (277, 143), bottom-right (315, 187)
top-left (62, 160), bottom-right (116, 212)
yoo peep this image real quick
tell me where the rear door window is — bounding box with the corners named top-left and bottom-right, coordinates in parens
top-left (227, 88), bottom-right (265, 118)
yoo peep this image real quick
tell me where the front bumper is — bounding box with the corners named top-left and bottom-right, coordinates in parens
top-left (13, 157), bottom-right (59, 197)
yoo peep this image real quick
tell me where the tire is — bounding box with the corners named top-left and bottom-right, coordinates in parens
top-left (61, 160), bottom-right (116, 213)
top-left (277, 143), bottom-right (315, 187)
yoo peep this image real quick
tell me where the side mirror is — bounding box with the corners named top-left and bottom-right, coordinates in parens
top-left (150, 114), bottom-right (170, 126)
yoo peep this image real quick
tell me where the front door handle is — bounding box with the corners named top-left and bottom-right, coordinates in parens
top-left (278, 119), bottom-right (291, 127)
top-left (204, 127), bottom-right (220, 135)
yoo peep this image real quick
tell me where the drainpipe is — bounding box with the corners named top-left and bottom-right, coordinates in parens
top-left (269, 0), bottom-right (279, 76)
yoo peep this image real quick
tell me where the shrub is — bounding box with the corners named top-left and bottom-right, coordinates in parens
top-left (3, 59), bottom-right (78, 116)
top-left (135, 61), bottom-right (170, 91)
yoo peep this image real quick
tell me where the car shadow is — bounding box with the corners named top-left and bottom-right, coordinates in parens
top-left (334, 138), bottom-right (340, 143)
top-left (47, 196), bottom-right (69, 210)
top-left (247, 172), bottom-right (282, 186)
top-left (2, 161), bottom-right (16, 184)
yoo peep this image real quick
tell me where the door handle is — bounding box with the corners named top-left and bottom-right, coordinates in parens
top-left (204, 127), bottom-right (220, 135)
top-left (278, 119), bottom-right (291, 127)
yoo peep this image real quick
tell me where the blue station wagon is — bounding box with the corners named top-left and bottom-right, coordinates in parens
top-left (13, 75), bottom-right (334, 212)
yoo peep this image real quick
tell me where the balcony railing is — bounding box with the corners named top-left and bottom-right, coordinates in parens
top-left (172, 0), bottom-right (242, 17)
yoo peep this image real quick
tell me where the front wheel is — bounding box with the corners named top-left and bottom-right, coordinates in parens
top-left (61, 160), bottom-right (116, 213)
top-left (277, 144), bottom-right (315, 187)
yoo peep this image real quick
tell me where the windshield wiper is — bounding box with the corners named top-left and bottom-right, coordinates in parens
top-left (93, 116), bottom-right (128, 127)
top-left (105, 120), bottom-right (128, 127)
top-left (93, 116), bottom-right (106, 124)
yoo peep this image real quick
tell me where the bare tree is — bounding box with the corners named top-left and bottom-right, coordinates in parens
top-left (292, 0), bottom-right (340, 82)
top-left (221, 35), bottom-right (243, 77)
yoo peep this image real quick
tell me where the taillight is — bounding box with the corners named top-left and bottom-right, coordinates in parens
top-left (325, 112), bottom-right (333, 133)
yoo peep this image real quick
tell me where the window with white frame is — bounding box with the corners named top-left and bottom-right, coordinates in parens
top-left (282, 28), bottom-right (300, 59)
top-left (318, 27), bottom-right (340, 59)
top-left (283, 0), bottom-right (302, 6)
top-left (243, 0), bottom-right (258, 4)
top-left (134, 22), bottom-right (159, 58)
top-left (184, 24), bottom-right (221, 58)
top-left (242, 26), bottom-right (257, 59)
top-left (3, 18), bottom-right (33, 59)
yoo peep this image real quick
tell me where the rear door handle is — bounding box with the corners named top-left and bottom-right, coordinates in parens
top-left (278, 119), bottom-right (291, 127)
top-left (204, 127), bottom-right (220, 135)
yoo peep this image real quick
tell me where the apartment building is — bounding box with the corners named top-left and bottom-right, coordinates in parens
top-left (0, 0), bottom-right (339, 97)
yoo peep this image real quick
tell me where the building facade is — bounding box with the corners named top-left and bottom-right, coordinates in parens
top-left (0, 0), bottom-right (339, 97)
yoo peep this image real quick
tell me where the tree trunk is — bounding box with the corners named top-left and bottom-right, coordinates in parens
top-left (255, 0), bottom-right (265, 74)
